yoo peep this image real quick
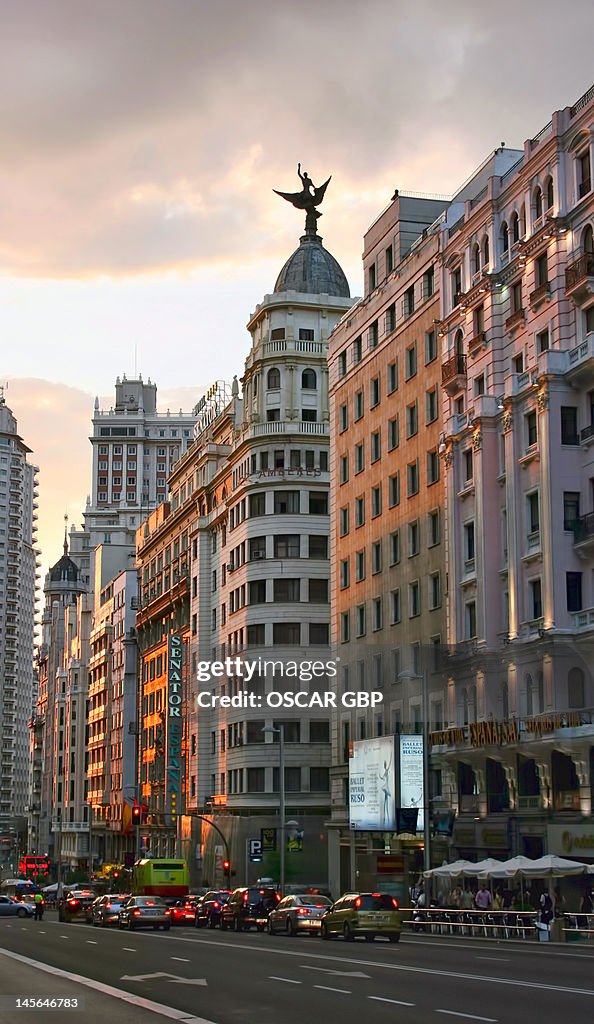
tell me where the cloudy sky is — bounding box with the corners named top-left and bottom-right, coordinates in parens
top-left (4, 0), bottom-right (594, 572)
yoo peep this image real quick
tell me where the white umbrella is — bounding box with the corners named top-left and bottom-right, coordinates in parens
top-left (461, 858), bottom-right (510, 878)
top-left (424, 859), bottom-right (476, 879)
top-left (497, 855), bottom-right (540, 876)
top-left (42, 883), bottom-right (60, 893)
top-left (513, 855), bottom-right (590, 878)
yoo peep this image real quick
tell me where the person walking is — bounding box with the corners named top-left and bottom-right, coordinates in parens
top-left (33, 892), bottom-right (44, 921)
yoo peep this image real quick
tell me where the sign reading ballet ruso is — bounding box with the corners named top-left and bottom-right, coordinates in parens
top-left (166, 634), bottom-right (183, 825)
top-left (349, 736), bottom-right (396, 831)
top-left (547, 824), bottom-right (594, 857)
top-left (399, 735), bottom-right (425, 832)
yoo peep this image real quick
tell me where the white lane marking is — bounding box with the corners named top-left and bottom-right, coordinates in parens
top-left (173, 935), bottom-right (594, 997)
top-left (38, 931), bottom-right (45, 934)
top-left (60, 935), bottom-right (69, 939)
top-left (476, 957), bottom-right (510, 962)
top-left (171, 957), bottom-right (190, 962)
top-left (436, 1012), bottom-right (497, 1022)
top-left (0, 947), bottom-right (217, 1024)
top-left (369, 996), bottom-right (415, 1006)
top-left (300, 964), bottom-right (370, 978)
top-left (122, 947), bottom-right (136, 952)
top-left (314, 984), bottom-right (351, 994)
top-left (269, 976), bottom-right (302, 984)
top-left (87, 940), bottom-right (98, 945)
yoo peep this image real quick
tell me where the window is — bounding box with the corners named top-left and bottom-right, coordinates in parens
top-left (273, 622), bottom-right (301, 645)
top-left (301, 368), bottom-right (317, 389)
top-left (405, 343), bottom-right (417, 380)
top-left (274, 449), bottom-right (285, 469)
top-left (385, 244), bottom-right (394, 275)
top-left (271, 327), bottom-right (285, 340)
top-left (339, 403), bottom-right (348, 432)
top-left (408, 519), bottom-right (420, 556)
top-left (511, 211), bottom-right (520, 244)
top-left (474, 374), bottom-right (485, 397)
top-left (452, 266), bottom-right (462, 305)
top-left (425, 330), bottom-right (437, 364)
top-left (371, 484), bottom-right (382, 517)
top-left (368, 263), bottom-right (376, 292)
top-left (407, 460), bottom-right (419, 496)
top-left (525, 410), bottom-right (538, 448)
top-left (249, 492), bottom-right (266, 517)
top-left (423, 265), bottom-right (434, 298)
top-left (501, 221), bottom-right (509, 255)
top-left (341, 612), bottom-right (350, 643)
top-left (371, 430), bottom-right (381, 462)
top-left (369, 320), bottom-right (379, 349)
top-left (355, 443), bottom-right (365, 474)
top-left (247, 623), bottom-right (265, 646)
top-left (512, 280), bottom-right (523, 313)
top-left (390, 589), bottom-right (401, 624)
top-left (354, 389), bottom-right (364, 420)
top-left (406, 401), bottom-right (418, 437)
top-left (356, 604), bottom-right (366, 637)
top-left (563, 491), bottom-right (580, 531)
top-left (340, 559), bottom-right (350, 589)
top-left (370, 376), bottom-right (380, 407)
top-left (301, 409), bottom-right (317, 422)
top-left (464, 521), bottom-right (475, 561)
top-left (385, 302), bottom-right (396, 333)
top-left (527, 491), bottom-right (540, 535)
top-left (310, 767), bottom-right (330, 791)
top-left (372, 597), bottom-right (383, 631)
top-left (388, 472), bottom-right (400, 508)
top-left (427, 449), bottom-right (440, 485)
top-left (430, 572), bottom-right (441, 609)
top-left (409, 581), bottom-right (420, 618)
top-left (465, 601), bottom-right (477, 639)
top-left (387, 360), bottom-right (398, 393)
top-left (338, 351), bottom-right (347, 378)
top-left (309, 579), bottom-right (328, 603)
top-left (426, 388), bottom-right (438, 423)
top-left (545, 176), bottom-right (554, 210)
top-left (309, 622), bottom-right (329, 645)
top-left (247, 768), bottom-right (266, 792)
top-left (403, 284), bottom-right (414, 317)
top-left (308, 491), bottom-right (327, 514)
top-left (308, 534), bottom-right (328, 558)
top-left (561, 406), bottom-right (579, 445)
top-left (530, 578), bottom-right (543, 619)
top-left (390, 530), bottom-right (400, 565)
top-left (274, 578), bottom-right (300, 602)
top-left (566, 572), bottom-right (582, 613)
top-left (355, 495), bottom-right (365, 527)
top-left (388, 416), bottom-right (399, 451)
top-left (536, 251), bottom-right (548, 287)
top-left (267, 367), bottom-right (280, 389)
top-left (352, 336), bottom-right (362, 364)
top-left (339, 454), bottom-right (349, 484)
top-left (267, 408), bottom-right (281, 421)
top-left (483, 234), bottom-right (490, 268)
top-left (355, 549), bottom-right (366, 582)
top-left (534, 186), bottom-right (543, 221)
top-left (578, 149), bottom-right (591, 198)
top-left (586, 307), bottom-right (594, 335)
top-left (513, 352), bottom-right (524, 374)
top-left (275, 491), bottom-right (300, 514)
top-left (250, 580), bottom-right (267, 604)
top-left (371, 540), bottom-right (382, 574)
top-left (339, 506), bottom-right (350, 536)
top-left (537, 328), bottom-right (549, 353)
top-left (428, 510), bottom-right (440, 546)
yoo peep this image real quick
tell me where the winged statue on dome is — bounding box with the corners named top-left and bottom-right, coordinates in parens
top-left (274, 164), bottom-right (332, 235)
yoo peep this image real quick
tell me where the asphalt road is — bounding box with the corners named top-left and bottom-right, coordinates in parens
top-left (1, 914), bottom-right (594, 1024)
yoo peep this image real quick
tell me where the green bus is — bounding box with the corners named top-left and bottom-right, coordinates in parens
top-left (132, 859), bottom-right (189, 898)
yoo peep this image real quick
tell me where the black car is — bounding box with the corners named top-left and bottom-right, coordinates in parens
top-left (220, 887), bottom-right (280, 932)
top-left (195, 891), bottom-right (230, 929)
top-left (58, 891), bottom-right (97, 923)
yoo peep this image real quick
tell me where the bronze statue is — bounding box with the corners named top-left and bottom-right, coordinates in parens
top-left (274, 163), bottom-right (331, 236)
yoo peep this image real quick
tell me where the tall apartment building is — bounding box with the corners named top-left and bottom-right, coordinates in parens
top-left (0, 391), bottom-right (40, 823)
top-left (327, 195), bottom-right (451, 894)
top-left (433, 85), bottom-right (594, 862)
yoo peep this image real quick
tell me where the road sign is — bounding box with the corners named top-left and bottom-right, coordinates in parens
top-left (249, 839), bottom-right (262, 863)
top-left (261, 827), bottom-right (276, 852)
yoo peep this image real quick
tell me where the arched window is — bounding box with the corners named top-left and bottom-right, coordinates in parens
top-left (472, 243), bottom-right (480, 276)
top-left (301, 368), bottom-right (317, 390)
top-left (545, 176), bottom-right (554, 210)
top-left (501, 680), bottom-right (509, 719)
top-left (267, 367), bottom-right (281, 390)
top-left (583, 224), bottom-right (594, 254)
top-left (525, 673), bottom-right (534, 716)
top-left (534, 186), bottom-right (543, 220)
top-left (511, 211), bottom-right (520, 244)
top-left (568, 667), bottom-right (585, 708)
top-left (501, 221), bottom-right (509, 254)
top-left (520, 203), bottom-right (526, 238)
top-left (482, 234), bottom-right (490, 268)
top-left (455, 329), bottom-right (464, 356)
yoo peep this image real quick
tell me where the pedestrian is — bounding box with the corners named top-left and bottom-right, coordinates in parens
top-left (539, 890), bottom-right (554, 926)
top-left (33, 892), bottom-right (44, 921)
top-left (475, 884), bottom-right (492, 911)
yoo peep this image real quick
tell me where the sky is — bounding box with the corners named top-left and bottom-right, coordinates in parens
top-left (3, 0), bottom-right (594, 576)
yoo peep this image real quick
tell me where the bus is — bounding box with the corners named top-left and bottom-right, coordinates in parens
top-left (18, 855), bottom-right (51, 880)
top-left (132, 859), bottom-right (189, 897)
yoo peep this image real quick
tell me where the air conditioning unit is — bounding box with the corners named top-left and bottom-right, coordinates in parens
top-left (252, 550), bottom-right (264, 560)
top-left (227, 563), bottom-right (235, 572)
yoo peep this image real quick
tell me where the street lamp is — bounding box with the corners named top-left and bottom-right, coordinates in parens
top-left (262, 723), bottom-right (285, 896)
top-left (398, 668), bottom-right (431, 876)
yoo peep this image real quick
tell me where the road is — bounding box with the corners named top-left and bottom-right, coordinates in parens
top-left (1, 914), bottom-right (594, 1024)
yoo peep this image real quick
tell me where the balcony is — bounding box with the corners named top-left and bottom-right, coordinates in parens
top-left (565, 252), bottom-right (594, 302)
top-left (529, 282), bottom-right (550, 308)
top-left (441, 353), bottom-right (467, 395)
top-left (573, 511), bottom-right (594, 556)
top-left (566, 334), bottom-right (594, 385)
top-left (573, 606), bottom-right (594, 630)
top-left (505, 308), bottom-right (526, 332)
top-left (581, 423), bottom-right (594, 446)
top-left (467, 331), bottom-right (486, 356)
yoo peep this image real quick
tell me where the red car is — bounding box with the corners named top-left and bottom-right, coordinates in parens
top-left (167, 897), bottom-right (200, 925)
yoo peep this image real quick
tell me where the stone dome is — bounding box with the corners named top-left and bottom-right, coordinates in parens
top-left (274, 235), bottom-right (350, 298)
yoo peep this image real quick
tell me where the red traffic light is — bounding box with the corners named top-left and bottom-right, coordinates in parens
top-left (132, 805), bottom-right (141, 822)
top-left (223, 859), bottom-right (230, 872)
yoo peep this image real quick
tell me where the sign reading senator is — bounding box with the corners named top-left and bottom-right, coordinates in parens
top-left (399, 735), bottom-right (424, 832)
top-left (166, 634), bottom-right (183, 825)
top-left (349, 736), bottom-right (396, 831)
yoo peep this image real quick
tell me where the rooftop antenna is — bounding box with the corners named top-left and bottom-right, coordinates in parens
top-left (134, 343), bottom-right (137, 378)
top-left (63, 512), bottom-right (69, 556)
top-left (0, 380), bottom-right (7, 405)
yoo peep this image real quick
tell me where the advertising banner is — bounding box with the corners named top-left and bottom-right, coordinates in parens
top-left (399, 734), bottom-right (424, 831)
top-left (165, 634), bottom-right (183, 825)
top-left (349, 736), bottom-right (396, 831)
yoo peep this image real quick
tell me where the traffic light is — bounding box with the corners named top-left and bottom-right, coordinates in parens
top-left (223, 859), bottom-right (230, 873)
top-left (132, 805), bottom-right (141, 825)
top-left (113, 870), bottom-right (119, 880)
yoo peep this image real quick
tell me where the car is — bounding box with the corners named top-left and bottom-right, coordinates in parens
top-left (165, 898), bottom-right (198, 925)
top-left (58, 891), bottom-right (97, 923)
top-left (0, 895), bottom-right (34, 918)
top-left (195, 891), bottom-right (230, 929)
top-left (118, 895), bottom-right (172, 931)
top-left (180, 895), bottom-right (202, 924)
top-left (320, 892), bottom-right (402, 943)
top-left (86, 896), bottom-right (103, 924)
top-left (267, 894), bottom-right (333, 936)
top-left (220, 887), bottom-right (280, 932)
top-left (92, 894), bottom-right (129, 927)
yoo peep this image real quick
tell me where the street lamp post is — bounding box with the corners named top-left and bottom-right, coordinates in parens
top-left (263, 724), bottom-right (285, 896)
top-left (398, 668), bottom-right (431, 877)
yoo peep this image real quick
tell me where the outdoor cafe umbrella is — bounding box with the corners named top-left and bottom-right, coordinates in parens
top-left (460, 858), bottom-right (510, 878)
top-left (509, 855), bottom-right (590, 878)
top-left (423, 859), bottom-right (475, 879)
